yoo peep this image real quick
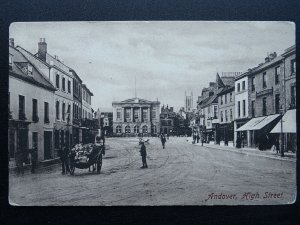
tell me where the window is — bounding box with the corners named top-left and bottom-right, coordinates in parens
top-left (262, 97), bottom-right (267, 116)
top-left (152, 125), bottom-right (157, 134)
top-left (242, 100), bottom-right (246, 117)
top-left (151, 109), bottom-right (156, 119)
top-left (125, 108), bottom-right (131, 122)
top-left (142, 108), bottom-right (148, 121)
top-left (220, 96), bottom-right (223, 105)
top-left (230, 93), bottom-right (233, 102)
top-left (19, 95), bottom-right (25, 120)
top-left (44, 102), bottom-right (49, 123)
top-left (67, 104), bottom-right (71, 121)
top-left (56, 74), bottom-right (60, 88)
top-left (117, 109), bottom-right (121, 119)
top-left (238, 101), bottom-right (241, 118)
top-left (220, 111), bottom-right (223, 122)
top-left (275, 94), bottom-right (280, 114)
top-left (56, 101), bottom-right (60, 120)
top-left (125, 125), bottom-right (131, 133)
top-left (291, 59), bottom-right (296, 74)
top-left (251, 100), bottom-right (255, 117)
top-left (116, 125), bottom-right (122, 133)
top-left (134, 109), bottom-right (139, 121)
top-left (225, 94), bottom-right (227, 104)
top-left (242, 81), bottom-right (245, 90)
top-left (28, 65), bottom-right (33, 76)
top-left (251, 77), bottom-right (255, 92)
top-left (134, 125), bottom-right (140, 134)
top-left (213, 106), bottom-right (217, 118)
top-left (142, 125), bottom-right (148, 133)
top-left (68, 80), bottom-right (71, 93)
top-left (291, 85), bottom-right (296, 107)
top-left (237, 83), bottom-right (240, 92)
top-left (275, 66), bottom-right (280, 85)
top-left (230, 109), bottom-right (233, 121)
top-left (62, 77), bottom-right (65, 91)
top-left (263, 72), bottom-right (267, 89)
top-left (225, 110), bottom-right (228, 122)
top-left (32, 99), bottom-right (38, 122)
top-left (62, 102), bottom-right (65, 121)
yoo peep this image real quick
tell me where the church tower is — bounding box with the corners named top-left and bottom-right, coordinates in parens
top-left (185, 91), bottom-right (193, 112)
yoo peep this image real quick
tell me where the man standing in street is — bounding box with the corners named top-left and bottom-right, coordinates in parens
top-left (196, 134), bottom-right (200, 143)
top-left (59, 145), bottom-right (69, 174)
top-left (161, 134), bottom-right (166, 149)
top-left (15, 148), bottom-right (24, 175)
top-left (30, 147), bottom-right (38, 173)
top-left (139, 141), bottom-right (148, 168)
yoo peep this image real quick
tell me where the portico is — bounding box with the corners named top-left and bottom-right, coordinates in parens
top-left (112, 98), bottom-right (160, 136)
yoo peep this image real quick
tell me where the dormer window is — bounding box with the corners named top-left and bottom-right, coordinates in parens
top-left (28, 64), bottom-right (33, 76)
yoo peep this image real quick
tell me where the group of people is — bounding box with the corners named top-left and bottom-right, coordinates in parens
top-left (15, 147), bottom-right (38, 175)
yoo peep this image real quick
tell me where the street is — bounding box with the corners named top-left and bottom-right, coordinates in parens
top-left (9, 137), bottom-right (296, 206)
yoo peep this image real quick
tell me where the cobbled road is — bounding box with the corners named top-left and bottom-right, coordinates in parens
top-left (9, 137), bottom-right (296, 206)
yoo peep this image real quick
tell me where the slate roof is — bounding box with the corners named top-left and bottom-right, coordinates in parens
top-left (9, 46), bottom-right (55, 91)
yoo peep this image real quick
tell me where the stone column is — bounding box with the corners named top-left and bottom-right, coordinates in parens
top-left (121, 108), bottom-right (124, 122)
top-left (140, 107), bottom-right (142, 122)
top-left (131, 107), bottom-right (134, 122)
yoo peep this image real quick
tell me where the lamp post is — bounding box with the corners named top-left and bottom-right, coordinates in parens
top-left (279, 107), bottom-right (284, 157)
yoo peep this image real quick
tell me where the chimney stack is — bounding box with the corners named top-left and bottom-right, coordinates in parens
top-left (9, 38), bottom-right (14, 47)
top-left (38, 38), bottom-right (47, 61)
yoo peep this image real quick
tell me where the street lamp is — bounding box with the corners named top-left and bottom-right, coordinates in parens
top-left (279, 107), bottom-right (284, 157)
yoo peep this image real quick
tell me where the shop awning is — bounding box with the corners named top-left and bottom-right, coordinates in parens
top-left (236, 114), bottom-right (281, 131)
top-left (270, 109), bottom-right (296, 133)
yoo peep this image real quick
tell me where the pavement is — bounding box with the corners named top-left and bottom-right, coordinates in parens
top-left (9, 137), bottom-right (296, 206)
top-left (189, 141), bottom-right (296, 162)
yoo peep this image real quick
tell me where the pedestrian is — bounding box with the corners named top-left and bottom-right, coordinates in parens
top-left (196, 134), bottom-right (200, 143)
top-left (59, 145), bottom-right (69, 174)
top-left (161, 134), bottom-right (166, 149)
top-left (192, 134), bottom-right (196, 144)
top-left (236, 137), bottom-right (241, 148)
top-left (224, 136), bottom-right (228, 146)
top-left (139, 141), bottom-right (148, 168)
top-left (30, 147), bottom-right (38, 173)
top-left (201, 134), bottom-right (205, 146)
top-left (15, 148), bottom-right (24, 175)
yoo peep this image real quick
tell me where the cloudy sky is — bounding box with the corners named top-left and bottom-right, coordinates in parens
top-left (10, 21), bottom-right (295, 111)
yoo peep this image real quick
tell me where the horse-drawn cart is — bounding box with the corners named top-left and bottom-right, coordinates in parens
top-left (67, 143), bottom-right (104, 175)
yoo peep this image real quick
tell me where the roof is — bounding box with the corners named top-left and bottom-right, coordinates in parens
top-left (248, 56), bottom-right (283, 76)
top-left (113, 97), bottom-right (160, 104)
top-left (200, 94), bottom-right (218, 109)
top-left (9, 46), bottom-right (56, 91)
top-left (218, 85), bottom-right (234, 96)
top-left (82, 84), bottom-right (94, 96)
top-left (282, 45), bottom-right (296, 57)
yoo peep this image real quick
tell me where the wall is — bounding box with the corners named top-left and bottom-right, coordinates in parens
top-left (235, 76), bottom-right (249, 119)
top-left (10, 76), bottom-right (55, 161)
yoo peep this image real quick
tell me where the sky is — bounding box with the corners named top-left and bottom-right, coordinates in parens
top-left (10, 21), bottom-right (295, 111)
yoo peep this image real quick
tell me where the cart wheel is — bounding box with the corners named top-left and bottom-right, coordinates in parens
top-left (68, 157), bottom-right (75, 175)
top-left (97, 154), bottom-right (102, 174)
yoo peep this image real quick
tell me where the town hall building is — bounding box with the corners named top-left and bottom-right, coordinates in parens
top-left (112, 97), bottom-right (160, 136)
